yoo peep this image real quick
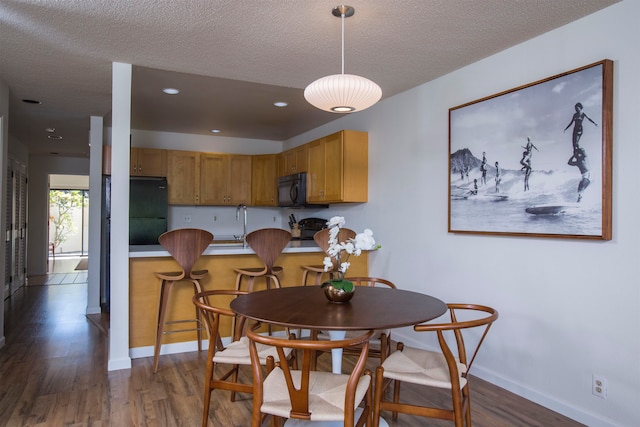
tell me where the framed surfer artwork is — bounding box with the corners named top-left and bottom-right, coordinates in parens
top-left (448, 59), bottom-right (612, 240)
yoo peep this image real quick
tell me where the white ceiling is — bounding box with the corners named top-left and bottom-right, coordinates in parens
top-left (1, 0), bottom-right (619, 158)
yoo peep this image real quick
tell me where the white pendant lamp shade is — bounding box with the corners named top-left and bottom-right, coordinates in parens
top-left (304, 73), bottom-right (382, 113)
top-left (304, 5), bottom-right (382, 113)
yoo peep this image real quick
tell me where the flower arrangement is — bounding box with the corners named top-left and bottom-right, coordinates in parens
top-left (321, 216), bottom-right (381, 292)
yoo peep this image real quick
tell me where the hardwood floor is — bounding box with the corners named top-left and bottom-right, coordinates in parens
top-left (1, 280), bottom-right (585, 426)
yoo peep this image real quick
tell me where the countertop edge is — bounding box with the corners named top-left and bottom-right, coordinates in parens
top-left (129, 241), bottom-right (322, 258)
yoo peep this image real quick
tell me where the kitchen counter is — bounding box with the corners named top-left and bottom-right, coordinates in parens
top-left (128, 239), bottom-right (369, 357)
top-left (129, 239), bottom-right (322, 258)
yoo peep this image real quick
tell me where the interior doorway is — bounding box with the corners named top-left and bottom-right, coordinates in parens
top-left (48, 175), bottom-right (89, 274)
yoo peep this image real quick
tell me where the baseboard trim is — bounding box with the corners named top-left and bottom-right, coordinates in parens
top-left (129, 330), bottom-right (291, 360)
top-left (85, 305), bottom-right (102, 315)
top-left (107, 356), bottom-right (132, 371)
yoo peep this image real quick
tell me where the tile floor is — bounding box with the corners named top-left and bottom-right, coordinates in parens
top-left (28, 256), bottom-right (88, 286)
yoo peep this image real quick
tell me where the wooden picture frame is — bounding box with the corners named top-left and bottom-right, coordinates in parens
top-left (448, 60), bottom-right (612, 240)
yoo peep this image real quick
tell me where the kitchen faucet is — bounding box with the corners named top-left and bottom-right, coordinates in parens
top-left (236, 204), bottom-right (248, 248)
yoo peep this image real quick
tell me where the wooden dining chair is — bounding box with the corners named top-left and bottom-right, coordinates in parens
top-left (192, 290), bottom-right (295, 427)
top-left (153, 228), bottom-right (213, 373)
top-left (234, 228), bottom-right (291, 292)
top-left (246, 321), bottom-right (374, 427)
top-left (372, 304), bottom-right (499, 427)
top-left (300, 227), bottom-right (356, 286)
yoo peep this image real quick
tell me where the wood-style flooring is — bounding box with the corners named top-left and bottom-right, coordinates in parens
top-left (0, 272), bottom-right (586, 426)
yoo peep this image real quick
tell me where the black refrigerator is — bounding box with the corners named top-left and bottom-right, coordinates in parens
top-left (100, 176), bottom-right (168, 312)
top-left (129, 177), bottom-right (168, 245)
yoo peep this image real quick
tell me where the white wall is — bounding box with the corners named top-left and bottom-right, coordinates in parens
top-left (132, 128), bottom-right (282, 154)
top-left (288, 3), bottom-right (639, 426)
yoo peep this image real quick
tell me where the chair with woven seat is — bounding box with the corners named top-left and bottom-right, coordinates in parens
top-left (300, 227), bottom-right (356, 286)
top-left (234, 228), bottom-right (291, 292)
top-left (372, 304), bottom-right (499, 427)
top-left (153, 228), bottom-right (213, 373)
top-left (247, 322), bottom-right (374, 427)
top-left (193, 290), bottom-right (296, 427)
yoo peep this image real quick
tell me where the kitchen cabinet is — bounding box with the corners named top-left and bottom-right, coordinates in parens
top-left (278, 144), bottom-right (308, 176)
top-left (130, 147), bottom-right (167, 177)
top-left (102, 145), bottom-right (111, 175)
top-left (199, 153), bottom-right (252, 205)
top-left (307, 130), bottom-right (368, 203)
top-left (167, 150), bottom-right (200, 204)
top-left (251, 154), bottom-right (278, 206)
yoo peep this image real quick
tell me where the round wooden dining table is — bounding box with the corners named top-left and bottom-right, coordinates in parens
top-left (230, 285), bottom-right (447, 427)
top-left (230, 285), bottom-right (447, 333)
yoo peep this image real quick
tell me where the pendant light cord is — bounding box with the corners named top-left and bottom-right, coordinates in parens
top-left (341, 11), bottom-right (345, 75)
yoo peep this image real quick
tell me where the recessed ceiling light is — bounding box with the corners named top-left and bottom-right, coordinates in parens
top-left (274, 101), bottom-right (288, 107)
top-left (22, 99), bottom-right (41, 104)
top-left (45, 127), bottom-right (56, 133)
top-left (47, 135), bottom-right (62, 140)
top-left (210, 129), bottom-right (221, 134)
top-left (162, 88), bottom-right (180, 95)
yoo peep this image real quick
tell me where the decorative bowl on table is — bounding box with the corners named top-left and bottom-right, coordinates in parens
top-left (321, 279), bottom-right (355, 303)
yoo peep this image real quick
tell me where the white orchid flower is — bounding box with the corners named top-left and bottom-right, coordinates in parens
top-left (339, 262), bottom-right (350, 273)
top-left (322, 219), bottom-right (380, 276)
top-left (326, 216), bottom-right (345, 228)
top-left (354, 229), bottom-right (377, 250)
top-left (323, 256), bottom-right (334, 271)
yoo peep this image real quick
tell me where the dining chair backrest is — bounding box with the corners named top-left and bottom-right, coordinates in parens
top-left (414, 303), bottom-right (499, 373)
top-left (158, 228), bottom-right (213, 278)
top-left (345, 277), bottom-right (396, 289)
top-left (246, 322), bottom-right (374, 426)
top-left (245, 228), bottom-right (291, 274)
top-left (313, 227), bottom-right (356, 270)
top-left (192, 289), bottom-right (249, 345)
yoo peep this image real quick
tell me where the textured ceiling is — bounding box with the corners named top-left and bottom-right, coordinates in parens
top-left (0, 0), bottom-right (619, 157)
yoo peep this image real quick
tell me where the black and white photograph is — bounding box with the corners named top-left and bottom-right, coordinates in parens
top-left (448, 60), bottom-right (612, 240)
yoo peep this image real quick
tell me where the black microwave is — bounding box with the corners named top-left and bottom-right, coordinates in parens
top-left (278, 172), bottom-right (308, 207)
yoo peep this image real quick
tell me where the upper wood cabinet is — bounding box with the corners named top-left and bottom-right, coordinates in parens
top-left (130, 148), bottom-right (167, 177)
top-left (251, 154), bottom-right (278, 206)
top-left (167, 150), bottom-right (200, 205)
top-left (278, 144), bottom-right (308, 176)
top-left (199, 154), bottom-right (252, 205)
top-left (102, 145), bottom-right (112, 175)
top-left (307, 130), bottom-right (368, 204)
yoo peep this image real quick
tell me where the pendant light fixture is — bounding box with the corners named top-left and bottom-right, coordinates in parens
top-left (304, 5), bottom-right (382, 113)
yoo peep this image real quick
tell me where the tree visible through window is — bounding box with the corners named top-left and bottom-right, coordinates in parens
top-left (49, 190), bottom-right (89, 254)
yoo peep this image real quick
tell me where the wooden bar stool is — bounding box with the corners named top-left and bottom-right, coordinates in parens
top-left (153, 228), bottom-right (213, 373)
top-left (300, 227), bottom-right (356, 285)
top-left (234, 228), bottom-right (291, 292)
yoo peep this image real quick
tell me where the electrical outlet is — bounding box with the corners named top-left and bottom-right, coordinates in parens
top-left (592, 374), bottom-right (607, 398)
top-left (183, 215), bottom-right (192, 223)
top-left (273, 216), bottom-right (277, 222)
top-left (213, 215), bottom-right (217, 221)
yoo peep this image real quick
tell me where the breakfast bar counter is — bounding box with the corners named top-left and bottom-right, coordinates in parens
top-left (128, 240), bottom-right (369, 356)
